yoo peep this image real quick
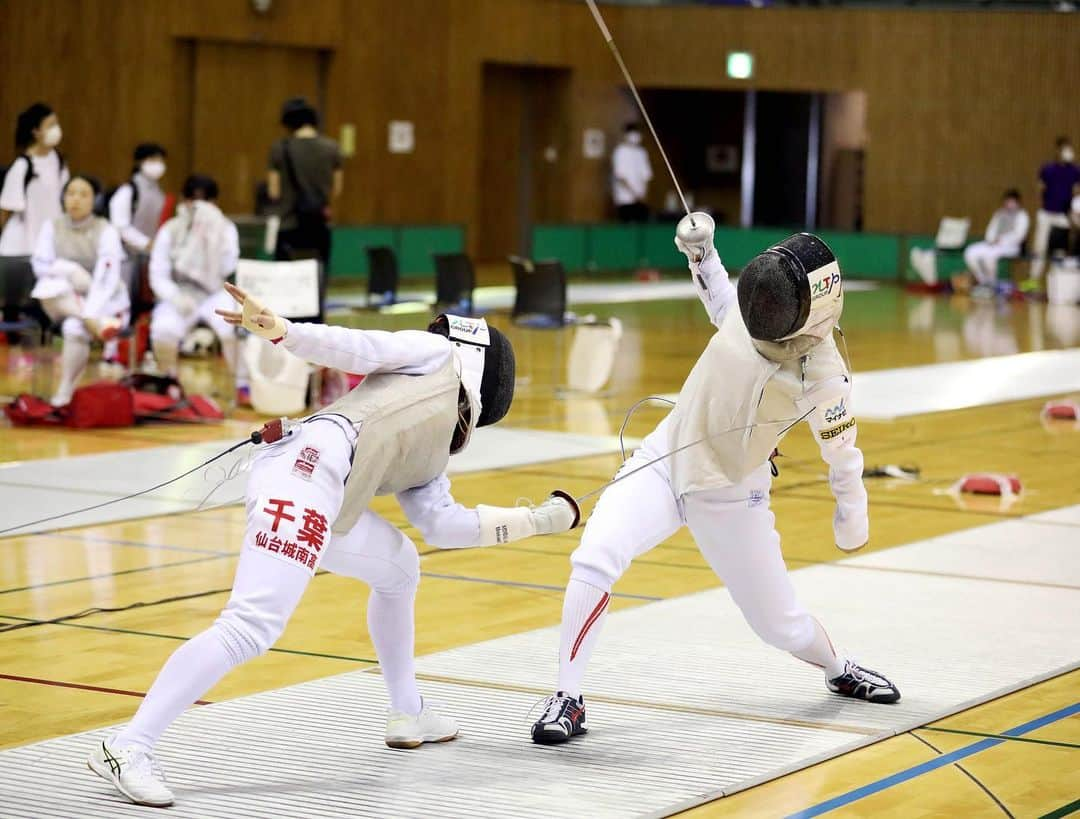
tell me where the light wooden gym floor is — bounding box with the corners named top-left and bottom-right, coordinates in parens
top-left (1, 285), bottom-right (1077, 817)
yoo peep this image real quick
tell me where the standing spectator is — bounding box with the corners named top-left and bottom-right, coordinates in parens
top-left (963, 189), bottom-right (1030, 289)
top-left (611, 123), bottom-right (652, 223)
top-left (1030, 136), bottom-right (1080, 281)
top-left (109, 143), bottom-right (168, 257)
top-left (30, 175), bottom-right (127, 405)
top-left (149, 174), bottom-right (245, 398)
top-left (0, 102), bottom-right (69, 256)
top-left (267, 97), bottom-right (343, 266)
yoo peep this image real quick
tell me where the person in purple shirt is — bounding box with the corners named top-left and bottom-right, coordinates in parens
top-left (1031, 136), bottom-right (1080, 280)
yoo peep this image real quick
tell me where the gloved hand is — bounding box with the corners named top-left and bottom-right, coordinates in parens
top-left (170, 290), bottom-right (198, 317)
top-left (833, 502), bottom-right (869, 552)
top-left (674, 211), bottom-right (716, 264)
top-left (216, 282), bottom-right (287, 341)
top-left (530, 490), bottom-right (581, 535)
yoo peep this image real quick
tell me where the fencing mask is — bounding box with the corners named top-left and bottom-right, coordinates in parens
top-left (428, 314), bottom-right (516, 433)
top-left (737, 233), bottom-right (843, 359)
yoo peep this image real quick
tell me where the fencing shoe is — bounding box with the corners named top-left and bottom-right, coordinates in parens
top-left (385, 702), bottom-right (459, 749)
top-left (87, 736), bottom-right (174, 807)
top-left (531, 692), bottom-right (588, 745)
top-left (826, 661), bottom-right (901, 704)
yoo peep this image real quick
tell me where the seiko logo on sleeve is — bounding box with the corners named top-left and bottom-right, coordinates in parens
top-left (819, 417), bottom-right (856, 440)
top-left (823, 398), bottom-right (847, 425)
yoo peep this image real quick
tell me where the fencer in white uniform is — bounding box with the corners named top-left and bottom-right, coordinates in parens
top-left (148, 174), bottom-right (243, 386)
top-left (88, 284), bottom-right (580, 808)
top-left (531, 214), bottom-right (900, 746)
top-left (31, 175), bottom-right (128, 406)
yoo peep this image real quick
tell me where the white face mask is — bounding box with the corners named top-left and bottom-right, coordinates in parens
top-left (1062, 147), bottom-right (1076, 163)
top-left (141, 160), bottom-right (166, 180)
top-left (626, 131), bottom-right (643, 146)
top-left (43, 124), bottom-right (62, 148)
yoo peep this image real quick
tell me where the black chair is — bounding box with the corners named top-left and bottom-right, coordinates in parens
top-left (0, 256), bottom-right (45, 343)
top-left (366, 246), bottom-right (399, 306)
top-left (433, 252), bottom-right (475, 313)
top-left (511, 256), bottom-right (566, 326)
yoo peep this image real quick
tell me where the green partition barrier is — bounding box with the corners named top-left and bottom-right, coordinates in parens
top-left (902, 234), bottom-right (968, 281)
top-left (330, 226), bottom-right (397, 278)
top-left (533, 225), bottom-right (587, 271)
top-left (640, 222), bottom-right (684, 269)
top-left (589, 224), bottom-right (641, 271)
top-left (398, 225), bottom-right (465, 277)
top-left (713, 227), bottom-right (790, 269)
top-left (816, 230), bottom-right (900, 280)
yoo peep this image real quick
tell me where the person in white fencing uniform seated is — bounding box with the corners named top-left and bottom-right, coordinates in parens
top-left (88, 288), bottom-right (581, 807)
top-left (962, 188), bottom-right (1030, 291)
top-left (30, 174), bottom-right (128, 406)
top-left (531, 214), bottom-right (901, 746)
top-left (148, 173), bottom-right (245, 392)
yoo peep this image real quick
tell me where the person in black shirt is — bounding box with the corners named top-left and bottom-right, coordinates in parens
top-left (267, 97), bottom-right (343, 267)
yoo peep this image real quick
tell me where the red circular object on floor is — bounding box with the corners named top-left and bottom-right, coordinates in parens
top-left (1044, 402), bottom-right (1079, 420)
top-left (959, 474), bottom-right (1022, 496)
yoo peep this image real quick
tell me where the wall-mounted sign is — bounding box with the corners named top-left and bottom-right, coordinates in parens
top-left (583, 128), bottom-right (606, 159)
top-left (388, 121), bottom-right (415, 154)
top-left (727, 51), bottom-right (754, 80)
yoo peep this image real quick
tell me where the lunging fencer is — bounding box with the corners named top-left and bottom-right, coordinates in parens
top-left (88, 286), bottom-right (579, 807)
top-left (531, 215), bottom-right (901, 745)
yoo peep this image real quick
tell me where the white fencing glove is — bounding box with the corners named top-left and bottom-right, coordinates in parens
top-left (674, 211), bottom-right (716, 264)
top-left (833, 500), bottom-right (869, 552)
top-left (476, 491), bottom-right (581, 546)
top-left (216, 282), bottom-right (287, 341)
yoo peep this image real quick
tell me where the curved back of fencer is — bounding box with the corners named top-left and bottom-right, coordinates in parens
top-left (243, 334), bottom-right (311, 416)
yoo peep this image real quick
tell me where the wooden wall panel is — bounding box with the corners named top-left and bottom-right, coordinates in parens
top-left (2, 0), bottom-right (1077, 238)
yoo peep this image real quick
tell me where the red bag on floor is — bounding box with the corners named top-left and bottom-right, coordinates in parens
top-left (65, 382), bottom-right (135, 428)
top-left (4, 394), bottom-right (65, 426)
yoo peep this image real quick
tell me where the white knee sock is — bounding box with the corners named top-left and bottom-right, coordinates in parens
top-left (152, 339), bottom-right (179, 376)
top-left (556, 578), bottom-right (611, 697)
top-left (790, 618), bottom-right (847, 679)
top-left (53, 336), bottom-right (90, 405)
top-left (368, 587), bottom-right (422, 715)
top-left (115, 627), bottom-right (237, 753)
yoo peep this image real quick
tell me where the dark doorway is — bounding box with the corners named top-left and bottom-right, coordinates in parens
top-left (477, 63), bottom-right (571, 263)
top-left (636, 89), bottom-right (745, 225)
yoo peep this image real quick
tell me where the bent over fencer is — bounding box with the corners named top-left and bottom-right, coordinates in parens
top-left (531, 214), bottom-right (901, 746)
top-left (88, 286), bottom-right (579, 807)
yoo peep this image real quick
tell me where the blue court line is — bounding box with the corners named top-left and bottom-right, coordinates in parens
top-left (421, 571), bottom-right (663, 601)
top-left (786, 701), bottom-right (1080, 818)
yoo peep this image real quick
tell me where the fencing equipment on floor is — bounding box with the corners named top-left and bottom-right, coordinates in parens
top-left (30, 215), bottom-right (128, 405)
top-left (149, 201), bottom-right (241, 378)
top-left (963, 206), bottom-right (1029, 286)
top-left (555, 218), bottom-right (867, 699)
top-left (0, 149), bottom-right (68, 256)
top-left (114, 313), bottom-right (577, 757)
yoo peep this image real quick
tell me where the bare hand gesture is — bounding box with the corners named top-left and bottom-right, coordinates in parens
top-left (215, 282), bottom-right (287, 340)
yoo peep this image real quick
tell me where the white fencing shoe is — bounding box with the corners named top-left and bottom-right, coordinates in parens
top-left (87, 737), bottom-right (174, 807)
top-left (385, 703), bottom-right (460, 749)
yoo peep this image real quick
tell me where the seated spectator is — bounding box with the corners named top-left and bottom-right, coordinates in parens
top-left (963, 188), bottom-right (1030, 289)
top-left (30, 174), bottom-right (128, 406)
top-left (149, 174), bottom-right (246, 398)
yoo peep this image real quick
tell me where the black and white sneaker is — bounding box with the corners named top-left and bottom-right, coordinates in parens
top-left (827, 661), bottom-right (901, 704)
top-left (531, 692), bottom-right (588, 745)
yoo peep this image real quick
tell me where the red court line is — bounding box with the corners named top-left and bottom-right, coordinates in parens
top-left (0, 673), bottom-right (212, 705)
